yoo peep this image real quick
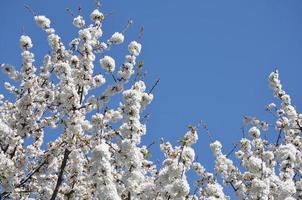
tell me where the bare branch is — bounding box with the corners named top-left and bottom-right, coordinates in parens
top-left (148, 78), bottom-right (160, 94)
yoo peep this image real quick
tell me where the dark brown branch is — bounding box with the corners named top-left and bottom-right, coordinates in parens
top-left (79, 86), bottom-right (84, 104)
top-left (66, 177), bottom-right (77, 200)
top-left (50, 149), bottom-right (71, 200)
top-left (0, 159), bottom-right (47, 197)
top-left (0, 144), bottom-right (9, 153)
top-left (9, 145), bottom-right (17, 159)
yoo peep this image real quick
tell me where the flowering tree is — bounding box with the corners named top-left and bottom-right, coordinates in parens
top-left (0, 2), bottom-right (301, 200)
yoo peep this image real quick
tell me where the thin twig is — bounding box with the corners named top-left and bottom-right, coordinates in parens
top-left (147, 141), bottom-right (155, 150)
top-left (24, 4), bottom-right (36, 16)
top-left (65, 8), bottom-right (74, 17)
top-left (148, 78), bottom-right (160, 94)
top-left (122, 19), bottom-right (134, 34)
top-left (17, 159), bottom-right (47, 187)
top-left (240, 126), bottom-right (245, 138)
top-left (77, 5), bottom-right (82, 15)
top-left (141, 113), bottom-right (150, 124)
top-left (111, 73), bottom-right (117, 83)
top-left (95, 0), bottom-right (101, 9)
top-left (138, 26), bottom-right (144, 40)
top-left (226, 143), bottom-right (238, 158)
top-left (105, 12), bottom-right (114, 17)
top-left (21, 26), bottom-right (25, 35)
top-left (201, 122), bottom-right (215, 143)
top-left (134, 60), bottom-right (144, 81)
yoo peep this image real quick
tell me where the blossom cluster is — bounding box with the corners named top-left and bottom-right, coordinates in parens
top-left (0, 3), bottom-right (301, 200)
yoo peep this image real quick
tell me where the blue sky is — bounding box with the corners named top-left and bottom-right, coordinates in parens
top-left (1, 0), bottom-right (302, 197)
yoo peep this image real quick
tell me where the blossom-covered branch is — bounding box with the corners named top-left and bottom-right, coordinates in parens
top-left (0, 2), bottom-right (301, 200)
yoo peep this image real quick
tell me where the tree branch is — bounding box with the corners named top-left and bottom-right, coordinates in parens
top-left (276, 129), bottom-right (282, 146)
top-left (50, 148), bottom-right (71, 200)
top-left (148, 78), bottom-right (160, 94)
top-left (17, 159), bottom-right (47, 187)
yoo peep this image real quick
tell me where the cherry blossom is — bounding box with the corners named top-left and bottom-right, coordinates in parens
top-left (0, 3), bottom-right (301, 200)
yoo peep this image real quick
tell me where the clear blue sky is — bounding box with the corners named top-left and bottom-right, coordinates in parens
top-left (1, 0), bottom-right (302, 197)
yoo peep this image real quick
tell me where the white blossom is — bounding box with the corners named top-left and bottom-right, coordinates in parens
top-left (73, 15), bottom-right (85, 28)
top-left (34, 15), bottom-right (51, 29)
top-left (0, 3), bottom-right (301, 200)
top-left (20, 35), bottom-right (33, 49)
top-left (110, 32), bottom-right (124, 44)
top-left (210, 140), bottom-right (222, 156)
top-left (249, 126), bottom-right (261, 138)
top-left (100, 55), bottom-right (115, 73)
top-left (90, 9), bottom-right (104, 22)
top-left (128, 41), bottom-right (142, 56)
top-left (93, 74), bottom-right (106, 87)
top-left (78, 29), bottom-right (92, 41)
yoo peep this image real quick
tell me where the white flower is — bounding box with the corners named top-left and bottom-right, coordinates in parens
top-left (250, 178), bottom-right (269, 199)
top-left (192, 162), bottom-right (206, 176)
top-left (110, 32), bottom-right (124, 44)
top-left (182, 128), bottom-right (198, 146)
top-left (104, 109), bottom-right (122, 122)
top-left (267, 103), bottom-right (276, 110)
top-left (281, 94), bottom-right (291, 105)
top-left (210, 140), bottom-right (222, 156)
top-left (276, 144), bottom-right (297, 162)
top-left (21, 51), bottom-right (35, 63)
top-left (240, 138), bottom-right (251, 152)
top-left (118, 62), bottom-right (134, 80)
top-left (125, 55), bottom-right (136, 65)
top-left (20, 35), bottom-right (33, 50)
top-left (246, 156), bottom-right (262, 173)
top-left (128, 41), bottom-right (142, 56)
top-left (141, 93), bottom-right (153, 110)
top-left (100, 56), bottom-right (115, 73)
top-left (165, 179), bottom-right (190, 198)
top-left (69, 38), bottom-right (80, 49)
top-left (206, 183), bottom-right (227, 199)
top-left (45, 28), bottom-right (55, 34)
top-left (99, 42), bottom-right (108, 51)
top-left (34, 15), bottom-right (51, 29)
top-left (181, 147), bottom-right (195, 166)
top-left (263, 151), bottom-right (274, 161)
top-left (1, 64), bottom-right (19, 80)
top-left (4, 2), bottom-right (302, 199)
top-left (73, 15), bottom-right (85, 28)
top-left (48, 34), bottom-right (61, 49)
top-left (235, 150), bottom-right (244, 159)
top-left (79, 29), bottom-right (92, 41)
top-left (90, 9), bottom-right (104, 22)
top-left (93, 74), bottom-right (106, 87)
top-left (284, 197), bottom-right (296, 200)
top-left (278, 180), bottom-right (296, 199)
top-left (70, 55), bottom-right (79, 67)
top-left (54, 62), bottom-right (71, 78)
top-left (249, 126), bottom-right (260, 138)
